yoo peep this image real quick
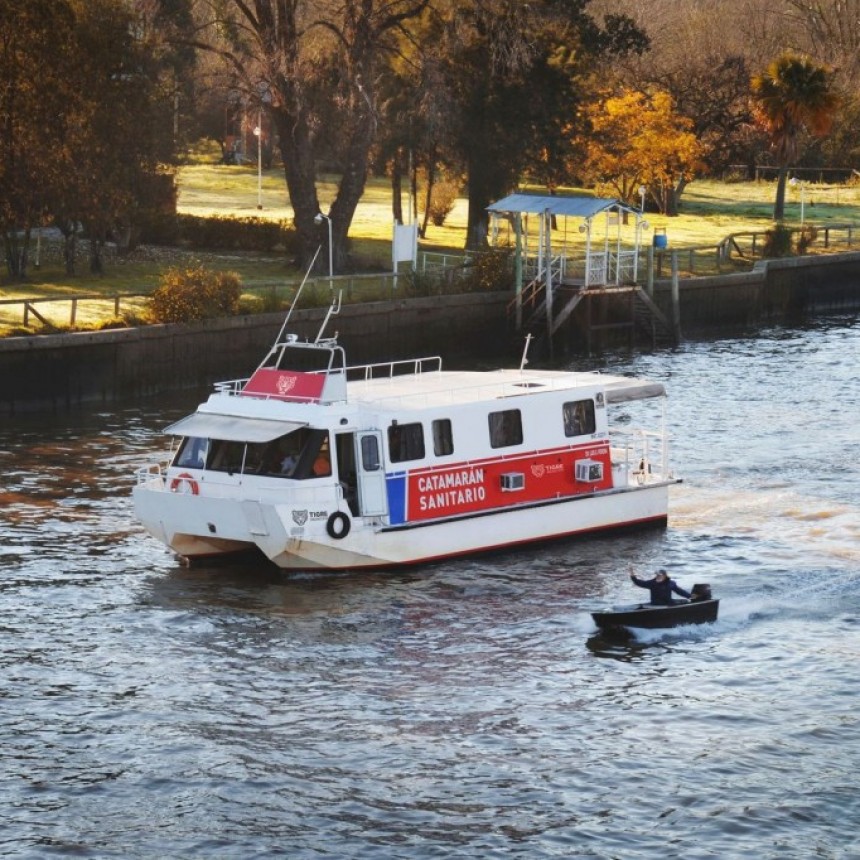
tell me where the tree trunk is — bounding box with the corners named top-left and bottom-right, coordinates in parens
top-left (272, 93), bottom-right (375, 274)
top-left (774, 166), bottom-right (788, 221)
top-left (89, 236), bottom-right (104, 275)
top-left (419, 158), bottom-right (436, 240)
top-left (3, 230), bottom-right (32, 279)
top-left (64, 233), bottom-right (77, 276)
top-left (465, 152), bottom-right (493, 251)
top-left (327, 68), bottom-right (379, 273)
top-left (410, 159), bottom-right (419, 224)
top-left (391, 154), bottom-right (404, 225)
top-left (464, 141), bottom-right (514, 250)
top-left (223, 0), bottom-right (431, 274)
top-left (273, 109), bottom-right (322, 271)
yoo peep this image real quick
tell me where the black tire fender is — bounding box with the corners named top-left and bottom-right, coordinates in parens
top-left (326, 511), bottom-right (351, 540)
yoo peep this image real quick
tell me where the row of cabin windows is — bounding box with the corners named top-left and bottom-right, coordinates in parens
top-left (386, 398), bottom-right (596, 464)
top-left (172, 397), bottom-right (597, 475)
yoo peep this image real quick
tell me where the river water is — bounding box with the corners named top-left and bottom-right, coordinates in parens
top-left (2, 314), bottom-right (858, 859)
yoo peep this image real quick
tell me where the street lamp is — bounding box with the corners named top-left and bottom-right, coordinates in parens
top-left (314, 212), bottom-right (333, 288)
top-left (253, 109), bottom-right (262, 210)
top-left (638, 184), bottom-right (646, 214)
top-left (789, 176), bottom-right (805, 227)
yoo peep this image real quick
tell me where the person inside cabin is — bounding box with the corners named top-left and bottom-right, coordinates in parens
top-left (280, 450), bottom-right (300, 475)
top-left (266, 433), bottom-right (302, 476)
top-left (629, 568), bottom-right (691, 605)
top-left (312, 439), bottom-right (332, 477)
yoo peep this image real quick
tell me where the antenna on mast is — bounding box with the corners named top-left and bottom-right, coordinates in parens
top-left (272, 244), bottom-right (323, 345)
top-left (315, 291), bottom-right (342, 343)
top-left (519, 333), bottom-right (533, 372)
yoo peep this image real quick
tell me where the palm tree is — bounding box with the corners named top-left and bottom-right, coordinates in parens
top-left (751, 54), bottom-right (839, 221)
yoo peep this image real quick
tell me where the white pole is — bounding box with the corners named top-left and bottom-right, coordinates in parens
top-left (254, 109), bottom-right (262, 210)
top-left (314, 213), bottom-right (334, 289)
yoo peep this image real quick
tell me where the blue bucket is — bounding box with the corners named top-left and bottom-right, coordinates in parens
top-left (653, 231), bottom-right (668, 249)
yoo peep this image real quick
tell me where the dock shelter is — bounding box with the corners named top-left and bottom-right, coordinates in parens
top-left (487, 193), bottom-right (648, 334)
top-left (488, 193), bottom-right (646, 287)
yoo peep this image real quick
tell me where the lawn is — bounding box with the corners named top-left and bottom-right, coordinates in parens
top-left (2, 156), bottom-right (859, 336)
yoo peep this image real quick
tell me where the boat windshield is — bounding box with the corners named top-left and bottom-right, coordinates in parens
top-left (173, 427), bottom-right (332, 480)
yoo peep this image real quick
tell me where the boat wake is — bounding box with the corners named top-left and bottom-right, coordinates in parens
top-left (671, 483), bottom-right (860, 567)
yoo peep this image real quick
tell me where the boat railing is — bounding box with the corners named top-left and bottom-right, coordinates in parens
top-left (136, 463), bottom-right (166, 485)
top-left (609, 427), bottom-right (669, 481)
top-left (210, 355), bottom-right (444, 397)
top-left (137, 463), bottom-right (348, 505)
top-left (343, 355), bottom-right (443, 382)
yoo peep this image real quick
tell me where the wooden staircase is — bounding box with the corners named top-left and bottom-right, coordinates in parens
top-left (508, 281), bottom-right (676, 348)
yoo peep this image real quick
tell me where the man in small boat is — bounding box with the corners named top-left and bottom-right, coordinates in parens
top-left (629, 569), bottom-right (691, 605)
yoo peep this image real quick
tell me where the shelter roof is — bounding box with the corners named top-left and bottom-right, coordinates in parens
top-left (487, 193), bottom-right (635, 218)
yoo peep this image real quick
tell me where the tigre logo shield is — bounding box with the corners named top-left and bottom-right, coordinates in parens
top-left (277, 374), bottom-right (297, 396)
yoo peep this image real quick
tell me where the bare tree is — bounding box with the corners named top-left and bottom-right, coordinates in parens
top-left (193, 0), bottom-right (430, 272)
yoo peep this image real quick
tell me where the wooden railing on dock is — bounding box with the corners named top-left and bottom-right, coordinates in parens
top-left (0, 293), bottom-right (151, 329)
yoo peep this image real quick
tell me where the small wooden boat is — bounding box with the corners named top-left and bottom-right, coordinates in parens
top-left (592, 583), bottom-right (719, 631)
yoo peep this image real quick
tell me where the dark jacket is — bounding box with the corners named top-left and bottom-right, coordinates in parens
top-left (631, 575), bottom-right (691, 605)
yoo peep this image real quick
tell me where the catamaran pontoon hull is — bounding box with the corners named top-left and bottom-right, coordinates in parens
top-left (133, 479), bottom-right (672, 570)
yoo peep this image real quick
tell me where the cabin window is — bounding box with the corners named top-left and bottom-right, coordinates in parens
top-left (360, 435), bottom-right (381, 471)
top-left (207, 440), bottom-right (246, 474)
top-left (175, 436), bottom-right (208, 469)
top-left (243, 439), bottom-right (269, 474)
top-left (563, 399), bottom-right (596, 437)
top-left (432, 419), bottom-right (454, 456)
top-left (238, 431), bottom-right (305, 477)
top-left (488, 409), bottom-right (523, 448)
top-left (388, 422), bottom-right (425, 463)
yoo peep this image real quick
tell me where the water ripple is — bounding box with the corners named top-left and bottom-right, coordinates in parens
top-left (1, 316), bottom-right (859, 857)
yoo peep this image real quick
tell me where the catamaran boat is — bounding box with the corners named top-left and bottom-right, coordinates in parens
top-left (133, 303), bottom-right (681, 570)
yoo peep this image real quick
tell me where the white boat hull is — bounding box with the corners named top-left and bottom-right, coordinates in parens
top-left (133, 479), bottom-right (670, 570)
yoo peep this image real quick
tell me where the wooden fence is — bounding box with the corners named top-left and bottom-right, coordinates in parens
top-left (2, 228), bottom-right (856, 330)
top-left (651, 223), bottom-right (857, 279)
top-left (0, 252), bottom-right (476, 330)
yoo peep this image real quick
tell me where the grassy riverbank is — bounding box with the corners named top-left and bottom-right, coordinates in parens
top-left (2, 158), bottom-right (860, 336)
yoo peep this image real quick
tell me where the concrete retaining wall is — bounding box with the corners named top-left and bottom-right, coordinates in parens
top-left (653, 251), bottom-right (860, 330)
top-left (0, 293), bottom-right (509, 416)
top-left (2, 251), bottom-right (858, 415)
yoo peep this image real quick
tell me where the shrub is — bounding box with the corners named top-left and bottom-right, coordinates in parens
top-left (148, 265), bottom-right (242, 323)
top-left (237, 291), bottom-right (287, 315)
top-left (93, 317), bottom-right (132, 331)
top-left (177, 214), bottom-right (295, 252)
top-left (762, 223), bottom-right (793, 258)
top-left (428, 177), bottom-right (461, 227)
top-left (404, 270), bottom-right (439, 297)
top-left (139, 214), bottom-right (180, 246)
top-left (461, 248), bottom-right (514, 292)
top-left (795, 225), bottom-right (818, 254)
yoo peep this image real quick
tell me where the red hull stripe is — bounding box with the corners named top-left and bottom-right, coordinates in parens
top-left (381, 485), bottom-right (651, 533)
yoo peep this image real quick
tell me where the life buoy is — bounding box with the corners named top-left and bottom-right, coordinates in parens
top-left (326, 511), bottom-right (351, 539)
top-left (169, 472), bottom-right (199, 495)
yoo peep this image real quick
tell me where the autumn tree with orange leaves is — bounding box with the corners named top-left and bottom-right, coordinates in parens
top-left (584, 89), bottom-right (705, 215)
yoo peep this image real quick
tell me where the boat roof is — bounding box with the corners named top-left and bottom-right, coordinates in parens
top-left (163, 366), bottom-right (665, 438)
top-left (341, 368), bottom-right (664, 411)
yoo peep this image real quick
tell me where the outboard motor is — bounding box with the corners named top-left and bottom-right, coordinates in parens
top-left (690, 583), bottom-right (712, 602)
